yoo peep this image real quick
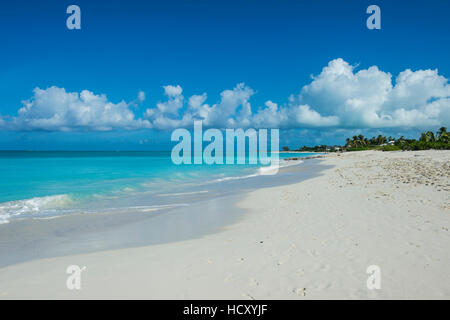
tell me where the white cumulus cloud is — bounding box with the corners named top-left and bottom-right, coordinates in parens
top-left (1, 58), bottom-right (449, 132)
top-left (11, 86), bottom-right (150, 131)
top-left (137, 91), bottom-right (146, 103)
top-left (142, 59), bottom-right (449, 130)
top-left (295, 58), bottom-right (449, 128)
top-left (144, 83), bottom-right (255, 129)
top-left (163, 85), bottom-right (183, 97)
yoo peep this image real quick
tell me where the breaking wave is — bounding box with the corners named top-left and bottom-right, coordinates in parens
top-left (0, 194), bottom-right (73, 224)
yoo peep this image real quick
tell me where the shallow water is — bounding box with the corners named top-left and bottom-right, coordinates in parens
top-left (0, 151), bottom-right (317, 224)
top-left (0, 157), bottom-right (328, 268)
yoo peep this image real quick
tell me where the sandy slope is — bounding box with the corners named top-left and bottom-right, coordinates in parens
top-left (0, 150), bottom-right (449, 299)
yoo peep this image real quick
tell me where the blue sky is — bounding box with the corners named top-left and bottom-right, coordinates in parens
top-left (0, 0), bottom-right (449, 150)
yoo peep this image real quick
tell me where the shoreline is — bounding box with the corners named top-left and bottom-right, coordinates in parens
top-left (0, 151), bottom-right (318, 225)
top-left (0, 150), bottom-right (449, 299)
top-left (0, 158), bottom-right (326, 269)
top-left (0, 195), bottom-right (246, 268)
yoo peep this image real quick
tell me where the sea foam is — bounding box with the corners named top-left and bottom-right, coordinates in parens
top-left (0, 194), bottom-right (73, 224)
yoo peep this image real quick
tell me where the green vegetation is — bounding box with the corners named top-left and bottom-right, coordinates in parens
top-left (294, 127), bottom-right (450, 152)
top-left (380, 144), bottom-right (402, 151)
top-left (397, 127), bottom-right (449, 150)
top-left (298, 145), bottom-right (330, 152)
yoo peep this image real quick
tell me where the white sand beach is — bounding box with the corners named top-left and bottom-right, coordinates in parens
top-left (0, 150), bottom-right (449, 299)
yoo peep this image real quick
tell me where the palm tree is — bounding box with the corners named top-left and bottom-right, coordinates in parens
top-left (375, 134), bottom-right (385, 145)
top-left (345, 138), bottom-right (351, 147)
top-left (420, 133), bottom-right (427, 142)
top-left (437, 127), bottom-right (447, 137)
top-left (420, 131), bottom-right (436, 142)
top-left (426, 131), bottom-right (435, 142)
top-left (437, 127), bottom-right (448, 142)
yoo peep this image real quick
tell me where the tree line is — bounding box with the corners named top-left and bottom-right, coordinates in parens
top-left (282, 127), bottom-right (450, 152)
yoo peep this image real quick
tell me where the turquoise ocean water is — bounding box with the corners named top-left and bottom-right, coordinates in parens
top-left (0, 151), bottom-right (317, 224)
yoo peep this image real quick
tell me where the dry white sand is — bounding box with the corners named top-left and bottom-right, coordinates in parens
top-left (0, 150), bottom-right (449, 299)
